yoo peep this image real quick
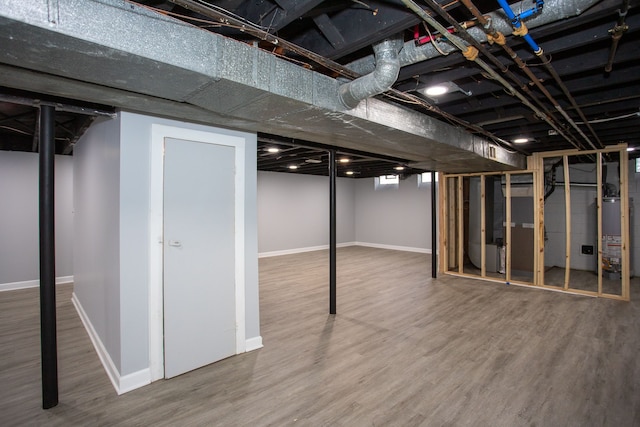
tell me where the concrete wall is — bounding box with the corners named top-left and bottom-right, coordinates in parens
top-left (0, 151), bottom-right (74, 288)
top-left (544, 162), bottom-right (617, 272)
top-left (542, 158), bottom-right (640, 275)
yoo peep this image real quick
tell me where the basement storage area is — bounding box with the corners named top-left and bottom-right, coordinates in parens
top-left (444, 171), bottom-right (535, 284)
top-left (440, 145), bottom-right (632, 300)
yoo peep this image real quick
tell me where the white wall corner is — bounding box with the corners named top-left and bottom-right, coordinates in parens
top-left (245, 336), bottom-right (263, 352)
top-left (0, 276), bottom-right (74, 292)
top-left (72, 292), bottom-right (151, 395)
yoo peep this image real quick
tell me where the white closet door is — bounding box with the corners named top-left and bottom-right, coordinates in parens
top-left (163, 137), bottom-right (236, 378)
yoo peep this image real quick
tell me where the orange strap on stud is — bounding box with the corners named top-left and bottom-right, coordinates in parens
top-left (462, 45), bottom-right (479, 61)
top-left (512, 22), bottom-right (528, 37)
top-left (487, 31), bottom-right (506, 46)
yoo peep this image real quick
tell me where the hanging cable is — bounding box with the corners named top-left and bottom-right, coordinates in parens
top-left (424, 22), bottom-right (451, 55)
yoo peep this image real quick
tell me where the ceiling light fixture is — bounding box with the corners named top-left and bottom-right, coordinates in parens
top-left (394, 166), bottom-right (405, 171)
top-left (513, 138), bottom-right (529, 144)
top-left (267, 147), bottom-right (280, 153)
top-left (627, 147), bottom-right (635, 152)
top-left (424, 85), bottom-right (449, 96)
top-left (419, 81), bottom-right (472, 99)
top-left (346, 171), bottom-right (354, 175)
top-left (288, 165), bottom-right (298, 170)
top-left (339, 158), bottom-right (350, 163)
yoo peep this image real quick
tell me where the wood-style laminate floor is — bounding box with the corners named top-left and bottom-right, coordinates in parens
top-left (1, 246), bottom-right (639, 426)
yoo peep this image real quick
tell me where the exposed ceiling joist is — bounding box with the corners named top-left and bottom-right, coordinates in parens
top-left (1, 0), bottom-right (639, 173)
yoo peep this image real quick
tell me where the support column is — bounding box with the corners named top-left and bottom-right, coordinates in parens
top-left (39, 105), bottom-right (58, 409)
top-left (329, 149), bottom-right (337, 314)
top-left (431, 171), bottom-right (437, 278)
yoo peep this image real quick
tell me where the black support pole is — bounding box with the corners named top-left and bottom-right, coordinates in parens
top-left (39, 104), bottom-right (58, 409)
top-left (329, 149), bottom-right (337, 314)
top-left (431, 171), bottom-right (437, 279)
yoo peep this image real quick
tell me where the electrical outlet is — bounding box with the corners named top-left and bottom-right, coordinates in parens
top-left (582, 245), bottom-right (594, 255)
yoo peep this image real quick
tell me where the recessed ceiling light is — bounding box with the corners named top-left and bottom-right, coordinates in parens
top-left (305, 158), bottom-right (322, 163)
top-left (627, 147), bottom-right (635, 152)
top-left (339, 158), bottom-right (350, 163)
top-left (346, 171), bottom-right (354, 175)
top-left (394, 166), bottom-right (405, 171)
top-left (267, 147), bottom-right (280, 153)
top-left (425, 85), bottom-right (449, 96)
top-left (513, 138), bottom-right (529, 144)
top-left (288, 165), bottom-right (298, 170)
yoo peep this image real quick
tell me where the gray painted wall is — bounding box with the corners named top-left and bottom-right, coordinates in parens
top-left (74, 111), bottom-right (259, 377)
top-left (257, 171), bottom-right (355, 254)
top-left (117, 112), bottom-right (151, 374)
top-left (73, 115), bottom-right (122, 369)
top-left (0, 151), bottom-right (74, 285)
top-left (355, 175), bottom-right (436, 251)
top-left (117, 111), bottom-right (259, 374)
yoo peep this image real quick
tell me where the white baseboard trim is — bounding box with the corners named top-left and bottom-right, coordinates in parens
top-left (72, 292), bottom-right (151, 395)
top-left (259, 242), bottom-right (356, 258)
top-left (354, 242), bottom-right (432, 254)
top-left (245, 336), bottom-right (263, 352)
top-left (118, 368), bottom-right (152, 394)
top-left (0, 275), bottom-right (74, 292)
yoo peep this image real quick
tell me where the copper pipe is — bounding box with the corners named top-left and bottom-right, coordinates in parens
top-left (418, 0), bottom-right (584, 149)
top-left (401, 0), bottom-right (582, 150)
top-left (605, 0), bottom-right (630, 73)
top-left (458, 0), bottom-right (600, 149)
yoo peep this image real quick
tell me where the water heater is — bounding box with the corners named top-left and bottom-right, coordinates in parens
top-left (601, 197), bottom-right (633, 278)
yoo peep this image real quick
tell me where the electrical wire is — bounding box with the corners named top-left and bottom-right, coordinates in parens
top-left (191, 0), bottom-right (270, 31)
top-left (138, 0), bottom-right (519, 152)
top-left (0, 125), bottom-right (31, 135)
top-left (575, 111), bottom-right (640, 124)
top-left (423, 22), bottom-right (450, 55)
top-left (0, 125), bottom-right (69, 142)
top-left (381, 92), bottom-right (423, 105)
top-left (136, 2), bottom-right (319, 70)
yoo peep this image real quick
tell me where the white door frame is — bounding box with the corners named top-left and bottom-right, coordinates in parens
top-left (149, 124), bottom-right (246, 382)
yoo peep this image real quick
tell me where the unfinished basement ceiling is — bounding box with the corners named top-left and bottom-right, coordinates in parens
top-left (257, 134), bottom-right (429, 177)
top-left (133, 0), bottom-right (639, 153)
top-left (0, 0), bottom-right (638, 174)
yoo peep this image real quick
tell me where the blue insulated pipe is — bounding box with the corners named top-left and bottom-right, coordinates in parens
top-left (497, 0), bottom-right (543, 54)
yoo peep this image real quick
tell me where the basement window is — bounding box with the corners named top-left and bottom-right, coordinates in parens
top-left (375, 174), bottom-right (399, 190)
top-left (418, 172), bottom-right (438, 187)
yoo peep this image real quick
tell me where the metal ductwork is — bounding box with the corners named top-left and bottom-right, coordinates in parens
top-left (0, 0), bottom-right (526, 172)
top-left (346, 0), bottom-right (601, 75)
top-left (339, 35), bottom-right (404, 109)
